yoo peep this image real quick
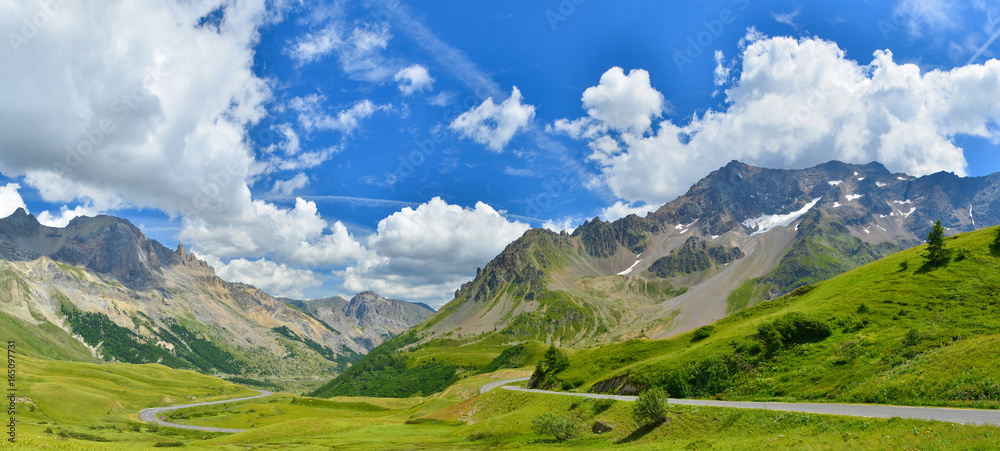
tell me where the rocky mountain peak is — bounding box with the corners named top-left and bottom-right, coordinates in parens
top-left (0, 212), bottom-right (212, 290)
top-left (286, 291), bottom-right (433, 351)
top-left (349, 291), bottom-right (382, 303)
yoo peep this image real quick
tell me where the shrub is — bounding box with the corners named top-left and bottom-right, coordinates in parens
top-left (757, 312), bottom-right (833, 353)
top-left (632, 386), bottom-right (668, 425)
top-left (585, 398), bottom-right (615, 416)
top-left (531, 412), bottom-right (578, 441)
top-left (691, 326), bottom-right (714, 342)
top-left (903, 328), bottom-right (921, 347)
top-left (993, 227), bottom-right (1000, 252)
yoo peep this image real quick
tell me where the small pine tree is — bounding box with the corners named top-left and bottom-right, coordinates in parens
top-left (924, 220), bottom-right (947, 265)
top-left (541, 345), bottom-right (569, 374)
top-left (992, 227), bottom-right (1000, 251)
top-left (529, 345), bottom-right (570, 389)
top-left (632, 386), bottom-right (669, 426)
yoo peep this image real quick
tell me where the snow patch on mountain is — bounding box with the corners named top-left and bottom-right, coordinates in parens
top-left (617, 259), bottom-right (643, 276)
top-left (742, 198), bottom-right (822, 236)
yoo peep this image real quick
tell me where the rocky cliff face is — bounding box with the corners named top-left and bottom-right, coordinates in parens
top-left (415, 160), bottom-right (1000, 347)
top-left (0, 209), bottom-right (204, 290)
top-left (284, 291), bottom-right (433, 351)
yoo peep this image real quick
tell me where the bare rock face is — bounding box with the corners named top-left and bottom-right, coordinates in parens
top-left (0, 209), bottom-right (200, 290)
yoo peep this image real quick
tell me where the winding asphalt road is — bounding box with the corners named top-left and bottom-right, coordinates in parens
top-left (479, 377), bottom-right (530, 394)
top-left (482, 381), bottom-right (1000, 427)
top-left (138, 390), bottom-right (273, 433)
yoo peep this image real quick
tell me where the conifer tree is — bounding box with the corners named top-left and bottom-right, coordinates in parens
top-left (925, 220), bottom-right (947, 265)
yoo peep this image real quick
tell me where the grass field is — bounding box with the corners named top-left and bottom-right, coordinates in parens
top-left (10, 366), bottom-right (1000, 449)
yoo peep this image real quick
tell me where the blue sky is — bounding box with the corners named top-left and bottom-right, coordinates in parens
top-left (1, 0), bottom-right (998, 306)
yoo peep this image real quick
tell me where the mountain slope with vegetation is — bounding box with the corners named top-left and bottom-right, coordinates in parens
top-left (553, 225), bottom-right (1000, 409)
top-left (0, 210), bottom-right (421, 392)
top-left (313, 161), bottom-right (1000, 398)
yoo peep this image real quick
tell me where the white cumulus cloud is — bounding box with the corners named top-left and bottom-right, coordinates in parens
top-left (581, 67), bottom-right (666, 134)
top-left (270, 173), bottom-right (309, 196)
top-left (199, 254), bottom-right (322, 299)
top-left (342, 197), bottom-right (530, 307)
top-left (0, 183), bottom-right (27, 218)
top-left (37, 204), bottom-right (102, 228)
top-left (557, 32), bottom-right (1000, 207)
top-left (600, 201), bottom-right (659, 222)
top-left (449, 87), bottom-right (535, 152)
top-left (542, 216), bottom-right (581, 234)
top-left (394, 64), bottom-right (434, 96)
top-left (0, 0), bottom-right (271, 224)
top-left (180, 197), bottom-right (368, 267)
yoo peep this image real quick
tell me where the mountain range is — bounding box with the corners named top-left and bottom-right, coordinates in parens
top-left (281, 292), bottom-right (434, 351)
top-left (410, 160), bottom-right (1000, 348)
top-left (0, 209), bottom-right (430, 391)
top-left (5, 159), bottom-right (999, 396)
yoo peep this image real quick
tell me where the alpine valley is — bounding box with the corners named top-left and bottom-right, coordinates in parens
top-left (0, 209), bottom-right (432, 391)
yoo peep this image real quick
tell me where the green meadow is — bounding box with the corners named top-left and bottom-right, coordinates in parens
top-left (7, 359), bottom-right (1000, 450)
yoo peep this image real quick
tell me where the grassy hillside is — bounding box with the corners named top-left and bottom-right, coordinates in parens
top-left (314, 224), bottom-right (1000, 402)
top-left (26, 372), bottom-right (1000, 449)
top-left (0, 309), bottom-right (96, 362)
top-left (9, 354), bottom-right (256, 448)
top-left (552, 225), bottom-right (1000, 408)
top-left (15, 355), bottom-right (1000, 449)
top-left (753, 210), bottom-right (904, 301)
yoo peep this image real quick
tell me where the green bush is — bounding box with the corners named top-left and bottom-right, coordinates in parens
top-left (531, 412), bottom-right (578, 441)
top-left (584, 398), bottom-right (615, 416)
top-left (757, 312), bottom-right (833, 353)
top-left (632, 386), bottom-right (668, 425)
top-left (691, 326), bottom-right (714, 342)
